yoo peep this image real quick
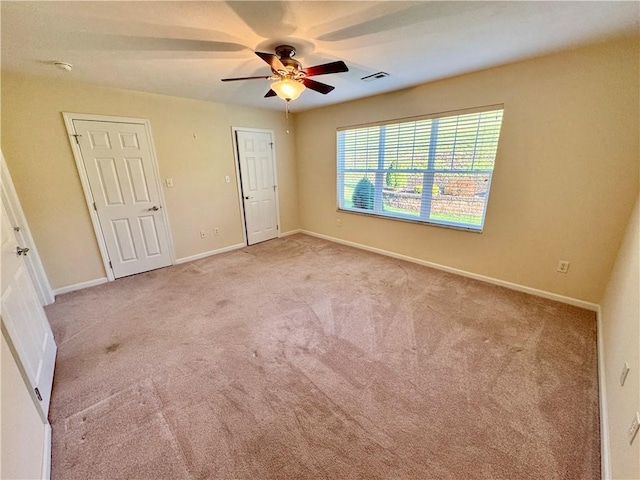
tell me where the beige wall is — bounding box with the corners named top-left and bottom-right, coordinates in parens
top-left (3, 38), bottom-right (636, 301)
top-left (1, 333), bottom-right (47, 479)
top-left (295, 36), bottom-right (639, 303)
top-left (1, 73), bottom-right (299, 289)
top-left (601, 194), bottom-right (640, 480)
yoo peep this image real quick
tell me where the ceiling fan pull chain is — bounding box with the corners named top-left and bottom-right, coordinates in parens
top-left (286, 100), bottom-right (291, 134)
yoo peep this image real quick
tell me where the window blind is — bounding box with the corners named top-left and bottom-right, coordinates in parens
top-left (337, 106), bottom-right (504, 231)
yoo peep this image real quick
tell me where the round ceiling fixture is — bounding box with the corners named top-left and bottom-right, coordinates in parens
top-left (54, 61), bottom-right (73, 71)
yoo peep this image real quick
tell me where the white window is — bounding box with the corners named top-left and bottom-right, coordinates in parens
top-left (337, 106), bottom-right (504, 231)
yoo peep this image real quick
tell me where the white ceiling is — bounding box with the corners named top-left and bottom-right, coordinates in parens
top-left (2, 1), bottom-right (638, 112)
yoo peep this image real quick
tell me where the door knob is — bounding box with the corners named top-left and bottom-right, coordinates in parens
top-left (244, 196), bottom-right (253, 200)
top-left (16, 246), bottom-right (29, 256)
top-left (147, 205), bottom-right (160, 211)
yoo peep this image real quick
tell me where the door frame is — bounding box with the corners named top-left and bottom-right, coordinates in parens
top-left (231, 126), bottom-right (281, 246)
top-left (1, 153), bottom-right (55, 306)
top-left (62, 112), bottom-right (175, 281)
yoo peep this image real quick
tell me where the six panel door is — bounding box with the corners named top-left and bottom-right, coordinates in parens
top-left (236, 130), bottom-right (278, 245)
top-left (73, 120), bottom-right (172, 278)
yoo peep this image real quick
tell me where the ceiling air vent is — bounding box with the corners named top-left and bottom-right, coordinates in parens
top-left (361, 72), bottom-right (389, 82)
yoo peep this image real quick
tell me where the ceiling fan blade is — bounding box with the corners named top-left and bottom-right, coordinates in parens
top-left (221, 75), bottom-right (271, 82)
top-left (303, 61), bottom-right (349, 77)
top-left (302, 78), bottom-right (335, 95)
top-left (255, 52), bottom-right (287, 72)
top-left (264, 89), bottom-right (277, 98)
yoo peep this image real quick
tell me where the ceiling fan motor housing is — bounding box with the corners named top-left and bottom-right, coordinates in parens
top-left (275, 45), bottom-right (302, 76)
top-left (275, 45), bottom-right (297, 58)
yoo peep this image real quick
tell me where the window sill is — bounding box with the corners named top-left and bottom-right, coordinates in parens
top-left (336, 207), bottom-right (484, 233)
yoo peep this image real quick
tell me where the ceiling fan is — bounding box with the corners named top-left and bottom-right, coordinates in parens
top-left (221, 45), bottom-right (348, 102)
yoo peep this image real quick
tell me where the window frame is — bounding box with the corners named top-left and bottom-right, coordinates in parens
top-left (336, 104), bottom-right (504, 232)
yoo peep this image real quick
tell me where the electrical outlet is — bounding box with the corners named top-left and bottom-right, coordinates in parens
top-left (557, 260), bottom-right (570, 273)
top-left (628, 412), bottom-right (640, 445)
top-left (214, 227), bottom-right (220, 236)
top-left (200, 230), bottom-right (206, 239)
top-left (620, 361), bottom-right (630, 386)
top-left (336, 219), bottom-right (342, 227)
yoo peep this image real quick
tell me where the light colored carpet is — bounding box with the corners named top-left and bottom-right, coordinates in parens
top-left (45, 234), bottom-right (600, 479)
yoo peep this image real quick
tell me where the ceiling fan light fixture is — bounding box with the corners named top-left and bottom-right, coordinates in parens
top-left (271, 78), bottom-right (305, 101)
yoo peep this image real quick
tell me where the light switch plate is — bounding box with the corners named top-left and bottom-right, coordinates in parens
top-left (225, 175), bottom-right (231, 184)
top-left (165, 178), bottom-right (174, 188)
top-left (620, 361), bottom-right (630, 386)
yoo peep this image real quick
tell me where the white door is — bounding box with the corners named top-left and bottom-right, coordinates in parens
top-left (236, 130), bottom-right (279, 245)
top-left (1, 197), bottom-right (57, 417)
top-left (73, 120), bottom-right (172, 278)
top-left (1, 157), bottom-right (54, 306)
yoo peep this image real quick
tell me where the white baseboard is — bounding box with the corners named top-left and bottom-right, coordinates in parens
top-left (41, 423), bottom-right (51, 480)
top-left (52, 243), bottom-right (247, 295)
top-left (300, 230), bottom-right (599, 312)
top-left (596, 306), bottom-right (611, 480)
top-left (53, 277), bottom-right (108, 297)
top-left (174, 243), bottom-right (245, 265)
top-left (280, 229), bottom-right (302, 237)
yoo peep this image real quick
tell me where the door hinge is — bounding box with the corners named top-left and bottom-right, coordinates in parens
top-left (13, 226), bottom-right (20, 232)
top-left (269, 142), bottom-right (274, 149)
top-left (72, 133), bottom-right (82, 145)
top-left (277, 224), bottom-right (279, 230)
top-left (93, 202), bottom-right (97, 211)
top-left (34, 387), bottom-right (42, 401)
top-left (109, 261), bottom-right (112, 269)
